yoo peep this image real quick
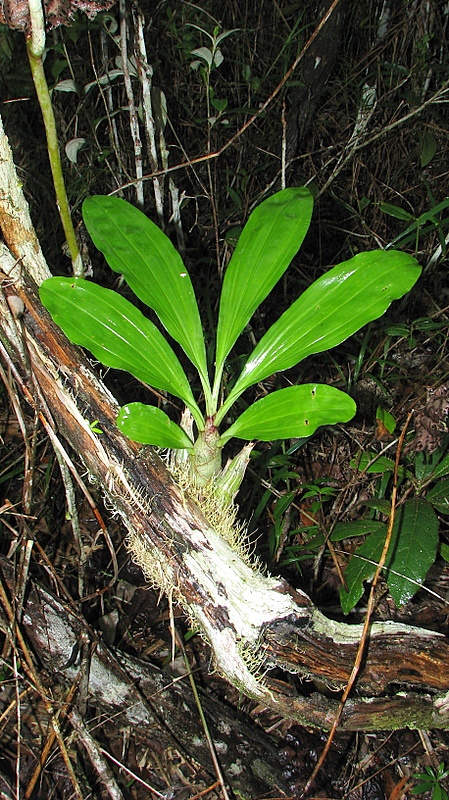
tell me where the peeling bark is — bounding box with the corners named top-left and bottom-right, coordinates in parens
top-left (1, 115), bottom-right (449, 731)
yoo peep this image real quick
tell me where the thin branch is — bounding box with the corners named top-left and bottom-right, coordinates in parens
top-left (303, 411), bottom-right (414, 796)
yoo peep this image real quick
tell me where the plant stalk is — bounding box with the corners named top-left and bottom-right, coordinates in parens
top-left (26, 24), bottom-right (83, 276)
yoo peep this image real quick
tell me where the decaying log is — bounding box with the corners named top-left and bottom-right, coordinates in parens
top-left (0, 556), bottom-right (291, 799)
top-left (1, 115), bottom-right (449, 732)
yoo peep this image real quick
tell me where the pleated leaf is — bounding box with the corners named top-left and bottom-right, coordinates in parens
top-left (39, 277), bottom-right (201, 420)
top-left (82, 196), bottom-right (208, 385)
top-left (215, 187), bottom-right (314, 373)
top-left (219, 384), bottom-right (356, 445)
top-left (117, 403), bottom-right (194, 449)
top-left (222, 250), bottom-right (421, 413)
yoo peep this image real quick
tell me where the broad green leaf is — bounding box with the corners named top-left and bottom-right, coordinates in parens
top-left (82, 196), bottom-right (208, 387)
top-left (219, 384), bottom-right (356, 445)
top-left (117, 403), bottom-right (194, 449)
top-left (215, 187), bottom-right (314, 374)
top-left (385, 499), bottom-right (439, 607)
top-left (340, 498), bottom-right (438, 613)
top-left (223, 250), bottom-right (421, 412)
top-left (339, 527), bottom-right (385, 614)
top-left (39, 277), bottom-right (202, 422)
top-left (426, 478), bottom-right (449, 513)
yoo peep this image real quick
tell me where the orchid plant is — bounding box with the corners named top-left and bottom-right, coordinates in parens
top-left (39, 188), bottom-right (421, 502)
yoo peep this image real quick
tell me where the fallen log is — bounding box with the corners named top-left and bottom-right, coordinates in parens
top-left (1, 115), bottom-right (449, 731)
top-left (0, 555), bottom-right (292, 799)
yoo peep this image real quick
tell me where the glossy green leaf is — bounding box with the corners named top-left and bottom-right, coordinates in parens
top-left (117, 403), bottom-right (194, 449)
top-left (340, 498), bottom-right (439, 613)
top-left (219, 384), bottom-right (356, 445)
top-left (426, 478), bottom-right (449, 513)
top-left (385, 499), bottom-right (439, 607)
top-left (222, 250), bottom-right (421, 414)
top-left (339, 526), bottom-right (384, 614)
top-left (39, 277), bottom-right (202, 422)
top-left (215, 187), bottom-right (314, 374)
top-left (82, 196), bottom-right (208, 386)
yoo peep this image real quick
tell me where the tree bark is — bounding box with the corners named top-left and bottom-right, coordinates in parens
top-left (1, 115), bottom-right (449, 732)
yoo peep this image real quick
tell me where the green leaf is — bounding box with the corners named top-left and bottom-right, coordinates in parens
top-left (117, 403), bottom-right (194, 449)
top-left (339, 527), bottom-right (385, 614)
top-left (386, 499), bottom-right (439, 606)
top-left (39, 277), bottom-right (202, 423)
top-left (351, 452), bottom-right (396, 473)
top-left (420, 130), bottom-right (437, 167)
top-left (376, 406), bottom-right (396, 433)
top-left (426, 478), bottom-right (449, 513)
top-left (221, 250), bottom-right (421, 414)
top-left (379, 202), bottom-right (414, 221)
top-left (82, 196), bottom-right (209, 389)
top-left (215, 187), bottom-right (314, 377)
top-left (190, 46), bottom-right (213, 68)
top-left (219, 384), bottom-right (356, 445)
top-left (359, 498), bottom-right (391, 514)
top-left (350, 452), bottom-right (410, 479)
top-left (331, 520), bottom-right (386, 541)
top-left (340, 498), bottom-right (439, 613)
top-left (427, 453), bottom-right (449, 482)
top-left (411, 781), bottom-right (433, 795)
top-left (440, 542), bottom-right (449, 562)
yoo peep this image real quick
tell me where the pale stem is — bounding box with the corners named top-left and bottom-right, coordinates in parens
top-left (26, 26), bottom-right (82, 276)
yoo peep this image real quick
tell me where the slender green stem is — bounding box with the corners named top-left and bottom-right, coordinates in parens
top-left (27, 43), bottom-right (83, 277)
top-left (210, 361), bottom-right (224, 414)
top-left (199, 371), bottom-right (215, 419)
top-left (214, 383), bottom-right (243, 427)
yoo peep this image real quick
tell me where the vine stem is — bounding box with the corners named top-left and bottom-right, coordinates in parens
top-left (302, 410), bottom-right (414, 797)
top-left (26, 0), bottom-right (82, 276)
